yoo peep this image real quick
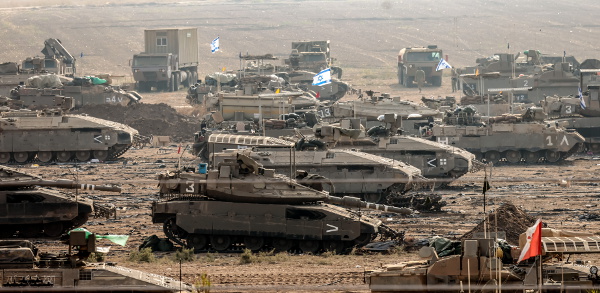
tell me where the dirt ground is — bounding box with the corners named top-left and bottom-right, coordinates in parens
top-left (3, 0), bottom-right (600, 292)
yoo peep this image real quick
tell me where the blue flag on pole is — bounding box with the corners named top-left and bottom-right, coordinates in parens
top-left (312, 68), bottom-right (332, 86)
top-left (579, 87), bottom-right (586, 109)
top-left (211, 37), bottom-right (220, 53)
top-left (436, 58), bottom-right (452, 71)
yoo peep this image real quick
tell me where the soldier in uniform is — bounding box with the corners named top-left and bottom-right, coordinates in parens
top-left (415, 68), bottom-right (426, 93)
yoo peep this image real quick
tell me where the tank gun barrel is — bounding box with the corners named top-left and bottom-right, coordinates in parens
top-left (0, 180), bottom-right (121, 192)
top-left (325, 196), bottom-right (413, 215)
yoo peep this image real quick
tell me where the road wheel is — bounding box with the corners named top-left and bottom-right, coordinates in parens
top-left (210, 235), bottom-right (231, 251)
top-left (243, 236), bottom-right (264, 252)
top-left (484, 151), bottom-right (501, 164)
top-left (0, 153), bottom-right (10, 164)
top-left (44, 222), bottom-right (65, 237)
top-left (323, 240), bottom-right (345, 254)
top-left (505, 150), bottom-right (522, 164)
top-left (57, 151), bottom-right (73, 162)
top-left (523, 151), bottom-right (540, 164)
top-left (75, 150), bottom-right (91, 162)
top-left (272, 238), bottom-right (293, 252)
top-left (13, 152), bottom-right (29, 164)
top-left (545, 150), bottom-right (562, 163)
top-left (298, 240), bottom-right (320, 254)
top-left (93, 150), bottom-right (108, 161)
top-left (363, 193), bottom-right (383, 204)
top-left (187, 234), bottom-right (208, 251)
top-left (37, 151), bottom-right (53, 163)
top-left (589, 143), bottom-right (600, 153)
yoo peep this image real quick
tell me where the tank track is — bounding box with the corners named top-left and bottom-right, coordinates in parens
top-left (473, 144), bottom-right (583, 165)
top-left (0, 213), bottom-right (90, 238)
top-left (0, 144), bottom-right (135, 164)
top-left (108, 144), bottom-right (132, 160)
top-left (385, 192), bottom-right (447, 212)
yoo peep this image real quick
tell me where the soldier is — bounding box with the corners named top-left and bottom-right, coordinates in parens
top-left (415, 68), bottom-right (426, 93)
top-left (451, 68), bottom-right (458, 92)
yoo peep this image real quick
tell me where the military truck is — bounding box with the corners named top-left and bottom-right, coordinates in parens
top-left (431, 106), bottom-right (584, 164)
top-left (398, 45), bottom-right (443, 87)
top-left (283, 40), bottom-right (342, 78)
top-left (132, 28), bottom-right (199, 92)
top-left (0, 166), bottom-right (121, 238)
top-left (152, 153), bottom-right (409, 253)
top-left (0, 109), bottom-right (139, 164)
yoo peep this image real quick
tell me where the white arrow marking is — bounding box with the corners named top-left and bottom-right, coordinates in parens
top-left (94, 135), bottom-right (103, 143)
top-left (326, 224), bottom-right (338, 233)
top-left (427, 158), bottom-right (437, 167)
top-left (560, 135), bottom-right (569, 146)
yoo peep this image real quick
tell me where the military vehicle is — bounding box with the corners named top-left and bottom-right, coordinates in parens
top-left (431, 106), bottom-right (584, 164)
top-left (0, 38), bottom-right (76, 96)
top-left (0, 166), bottom-right (121, 238)
top-left (152, 153), bottom-right (410, 253)
top-left (332, 90), bottom-right (441, 121)
top-left (368, 229), bottom-right (600, 293)
top-left (0, 235), bottom-right (188, 292)
top-left (509, 62), bottom-right (579, 104)
top-left (398, 45), bottom-right (443, 87)
top-left (205, 134), bottom-right (424, 203)
top-left (0, 109), bottom-right (139, 164)
top-left (283, 40), bottom-right (342, 78)
top-left (541, 84), bottom-right (600, 152)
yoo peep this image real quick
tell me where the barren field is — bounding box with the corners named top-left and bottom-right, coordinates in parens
top-left (3, 0), bottom-right (600, 292)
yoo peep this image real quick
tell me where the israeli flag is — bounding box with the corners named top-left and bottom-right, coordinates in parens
top-left (211, 37), bottom-right (220, 53)
top-left (436, 58), bottom-right (452, 71)
top-left (312, 68), bottom-right (332, 86)
top-left (579, 87), bottom-right (586, 109)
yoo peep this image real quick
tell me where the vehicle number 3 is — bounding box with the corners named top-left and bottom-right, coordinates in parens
top-left (565, 105), bottom-right (572, 114)
top-left (185, 181), bottom-right (195, 193)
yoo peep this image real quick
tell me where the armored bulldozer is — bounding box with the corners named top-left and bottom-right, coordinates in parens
top-left (0, 166), bottom-right (120, 238)
top-left (0, 109), bottom-right (139, 164)
top-left (332, 90), bottom-right (441, 121)
top-left (205, 134), bottom-right (424, 203)
top-left (431, 106), bottom-right (584, 164)
top-left (152, 153), bottom-right (410, 254)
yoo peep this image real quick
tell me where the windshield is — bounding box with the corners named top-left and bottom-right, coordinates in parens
top-left (406, 52), bottom-right (441, 62)
top-left (133, 56), bottom-right (167, 66)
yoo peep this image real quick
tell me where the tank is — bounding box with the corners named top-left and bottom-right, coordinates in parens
top-left (0, 166), bottom-right (120, 238)
top-left (331, 90), bottom-right (441, 121)
top-left (541, 85), bottom-right (600, 153)
top-left (0, 109), bottom-right (139, 164)
top-left (151, 153), bottom-right (410, 254)
top-left (206, 134), bottom-right (425, 203)
top-left (0, 236), bottom-right (188, 292)
top-left (283, 70), bottom-right (349, 101)
top-left (431, 106), bottom-right (584, 164)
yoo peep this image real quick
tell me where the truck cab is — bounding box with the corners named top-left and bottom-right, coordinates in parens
top-left (132, 53), bottom-right (178, 91)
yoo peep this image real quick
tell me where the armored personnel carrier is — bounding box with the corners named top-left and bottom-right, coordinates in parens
top-left (541, 85), bottom-right (600, 152)
top-left (431, 106), bottom-right (584, 164)
top-left (0, 166), bottom-right (120, 238)
top-left (206, 134), bottom-right (424, 203)
top-left (152, 153), bottom-right (410, 254)
top-left (332, 90), bottom-right (441, 121)
top-left (0, 109), bottom-right (139, 164)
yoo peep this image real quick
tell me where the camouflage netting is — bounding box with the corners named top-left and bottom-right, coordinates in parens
top-left (73, 103), bottom-right (200, 142)
top-left (461, 202), bottom-right (537, 245)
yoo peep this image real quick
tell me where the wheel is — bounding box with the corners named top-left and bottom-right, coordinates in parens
top-left (37, 151), bottom-right (53, 163)
top-left (56, 151), bottom-right (72, 162)
top-left (272, 238), bottom-right (293, 252)
top-left (298, 240), bottom-right (320, 254)
top-left (75, 150), bottom-right (91, 162)
top-left (323, 240), bottom-right (345, 254)
top-left (354, 233), bottom-right (373, 247)
top-left (589, 143), bottom-right (600, 153)
top-left (545, 150), bottom-right (562, 163)
top-left (19, 225), bottom-right (41, 238)
top-left (484, 151), bottom-right (501, 164)
top-left (13, 152), bottom-right (29, 164)
top-left (0, 152), bottom-right (10, 164)
top-left (523, 151), bottom-right (540, 164)
top-left (405, 76), bottom-right (415, 88)
top-left (43, 222), bottom-right (64, 237)
top-left (187, 234), bottom-right (208, 251)
top-left (363, 193), bottom-right (383, 204)
top-left (432, 76), bottom-right (442, 86)
top-left (472, 152), bottom-right (483, 161)
top-left (243, 236), bottom-right (264, 252)
top-left (210, 235), bottom-right (231, 251)
top-left (505, 150), bottom-right (522, 164)
top-left (93, 150), bottom-right (108, 161)
top-left (398, 70), bottom-right (403, 84)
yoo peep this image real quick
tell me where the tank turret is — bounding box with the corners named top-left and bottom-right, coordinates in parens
top-left (152, 153), bottom-right (410, 254)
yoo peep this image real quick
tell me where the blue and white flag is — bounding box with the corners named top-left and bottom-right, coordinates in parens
top-left (312, 68), bottom-right (332, 86)
top-left (211, 37), bottom-right (220, 53)
top-left (578, 87), bottom-right (586, 109)
top-left (436, 58), bottom-right (452, 71)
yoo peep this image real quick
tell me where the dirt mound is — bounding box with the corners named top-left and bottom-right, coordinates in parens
top-left (73, 103), bottom-right (200, 142)
top-left (461, 202), bottom-right (537, 245)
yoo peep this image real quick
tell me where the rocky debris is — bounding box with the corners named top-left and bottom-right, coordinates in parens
top-left (461, 202), bottom-right (537, 245)
top-left (73, 103), bottom-right (200, 142)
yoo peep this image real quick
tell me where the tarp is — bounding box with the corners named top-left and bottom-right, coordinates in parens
top-left (70, 227), bottom-right (129, 247)
top-left (26, 74), bottom-right (63, 88)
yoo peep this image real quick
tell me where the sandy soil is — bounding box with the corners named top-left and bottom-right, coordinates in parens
top-left (3, 1), bottom-right (600, 292)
